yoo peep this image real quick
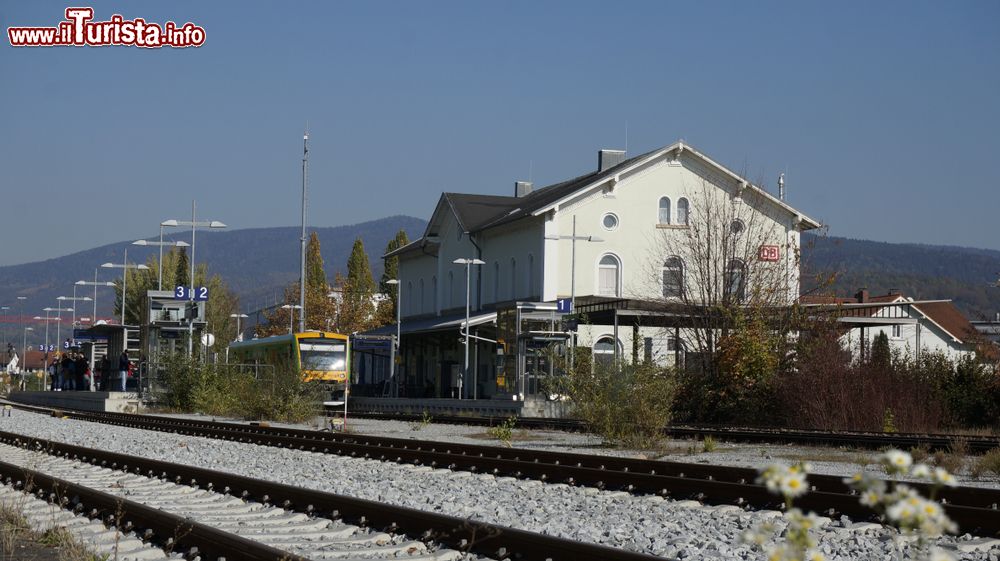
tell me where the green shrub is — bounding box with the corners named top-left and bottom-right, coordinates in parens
top-left (550, 355), bottom-right (676, 449)
top-left (487, 416), bottom-right (517, 447)
top-left (154, 353), bottom-right (321, 423)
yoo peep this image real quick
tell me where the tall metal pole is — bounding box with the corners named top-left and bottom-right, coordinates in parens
top-left (43, 309), bottom-right (50, 370)
top-left (299, 130), bottom-right (309, 334)
top-left (72, 284), bottom-right (77, 334)
top-left (396, 284), bottom-right (401, 398)
top-left (158, 224), bottom-right (164, 291)
top-left (189, 200), bottom-right (196, 357)
top-left (56, 304), bottom-right (62, 353)
top-left (121, 248), bottom-right (128, 326)
top-left (462, 261), bottom-right (471, 400)
top-left (17, 297), bottom-right (26, 372)
top-left (93, 268), bottom-right (98, 320)
top-left (569, 215), bottom-right (577, 369)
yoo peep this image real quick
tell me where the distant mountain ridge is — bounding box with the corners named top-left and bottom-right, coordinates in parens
top-left (0, 215), bottom-right (427, 320)
top-left (2, 219), bottom-right (998, 334)
top-left (801, 234), bottom-right (1000, 319)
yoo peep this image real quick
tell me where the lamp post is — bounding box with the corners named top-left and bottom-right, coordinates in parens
top-left (59, 290), bottom-right (93, 339)
top-left (46, 305), bottom-right (74, 355)
top-left (544, 215), bottom-right (603, 368)
top-left (21, 327), bottom-right (33, 386)
top-left (452, 258), bottom-right (485, 400)
top-left (76, 277), bottom-right (115, 321)
top-left (280, 305), bottom-right (301, 335)
top-left (230, 313), bottom-right (248, 342)
top-left (17, 296), bottom-right (27, 345)
top-left (34, 312), bottom-right (60, 385)
top-left (133, 237), bottom-right (190, 291)
top-left (385, 279), bottom-right (402, 397)
top-left (102, 248), bottom-right (150, 326)
top-left (163, 202), bottom-right (227, 357)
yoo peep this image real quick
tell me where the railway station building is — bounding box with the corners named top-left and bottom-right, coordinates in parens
top-left (353, 141), bottom-right (821, 416)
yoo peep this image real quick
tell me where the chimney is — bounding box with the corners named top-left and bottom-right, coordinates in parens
top-left (855, 288), bottom-right (869, 303)
top-left (888, 288), bottom-right (900, 296)
top-left (598, 149), bottom-right (626, 172)
top-left (515, 181), bottom-right (533, 198)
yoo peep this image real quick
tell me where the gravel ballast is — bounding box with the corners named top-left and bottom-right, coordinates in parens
top-left (2, 411), bottom-right (998, 560)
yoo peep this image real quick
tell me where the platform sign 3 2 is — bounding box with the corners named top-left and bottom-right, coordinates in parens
top-left (174, 286), bottom-right (210, 301)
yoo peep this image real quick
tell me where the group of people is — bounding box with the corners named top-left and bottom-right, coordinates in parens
top-left (47, 350), bottom-right (133, 392)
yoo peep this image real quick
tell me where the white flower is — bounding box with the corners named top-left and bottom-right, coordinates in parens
top-left (804, 549), bottom-right (826, 561)
top-left (910, 463), bottom-right (932, 479)
top-left (932, 467), bottom-right (957, 487)
top-left (780, 471), bottom-right (809, 498)
top-left (881, 449), bottom-right (913, 474)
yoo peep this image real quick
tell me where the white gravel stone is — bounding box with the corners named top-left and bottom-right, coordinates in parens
top-left (0, 410), bottom-right (994, 560)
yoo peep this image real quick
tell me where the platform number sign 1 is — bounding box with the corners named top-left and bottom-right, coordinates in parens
top-left (758, 245), bottom-right (780, 262)
top-left (174, 286), bottom-right (210, 301)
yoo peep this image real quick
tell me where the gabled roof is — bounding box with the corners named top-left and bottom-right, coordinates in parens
top-left (386, 140), bottom-right (822, 259)
top-left (801, 291), bottom-right (978, 344)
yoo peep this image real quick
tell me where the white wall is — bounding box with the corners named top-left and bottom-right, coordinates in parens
top-left (543, 153), bottom-right (801, 304)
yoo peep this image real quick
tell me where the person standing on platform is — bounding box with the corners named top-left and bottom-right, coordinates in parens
top-left (118, 350), bottom-right (130, 392)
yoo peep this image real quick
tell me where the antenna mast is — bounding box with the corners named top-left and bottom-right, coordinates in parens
top-left (298, 127), bottom-right (309, 333)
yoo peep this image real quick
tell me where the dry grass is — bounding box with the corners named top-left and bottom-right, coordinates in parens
top-left (1, 502), bottom-right (105, 561)
top-left (971, 448), bottom-right (1000, 479)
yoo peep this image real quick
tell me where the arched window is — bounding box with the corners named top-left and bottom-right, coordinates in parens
top-left (725, 259), bottom-right (746, 303)
top-left (510, 258), bottom-right (517, 300)
top-left (419, 278), bottom-right (425, 314)
top-left (431, 276), bottom-right (437, 313)
top-left (592, 336), bottom-right (621, 369)
top-left (662, 257), bottom-right (684, 298)
top-left (527, 254), bottom-right (535, 298)
top-left (597, 254), bottom-right (620, 297)
top-left (448, 271), bottom-right (455, 308)
top-left (658, 197), bottom-right (671, 225)
top-left (677, 197), bottom-right (690, 226)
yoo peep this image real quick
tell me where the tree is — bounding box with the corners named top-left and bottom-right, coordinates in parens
top-left (112, 247), bottom-right (238, 357)
top-left (257, 232), bottom-right (337, 337)
top-left (870, 331), bottom-right (891, 372)
top-left (174, 247), bottom-right (190, 290)
top-left (306, 232), bottom-right (327, 293)
top-left (377, 229), bottom-right (409, 325)
top-left (338, 238), bottom-right (378, 333)
top-left (648, 178), bottom-right (808, 422)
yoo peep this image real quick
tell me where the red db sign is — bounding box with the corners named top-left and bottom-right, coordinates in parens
top-left (758, 245), bottom-right (780, 262)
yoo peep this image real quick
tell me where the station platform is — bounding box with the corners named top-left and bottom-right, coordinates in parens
top-left (348, 396), bottom-right (571, 418)
top-left (5, 391), bottom-right (141, 413)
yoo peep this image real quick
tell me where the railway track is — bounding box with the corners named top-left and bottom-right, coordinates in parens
top-left (0, 429), bottom-right (658, 561)
top-left (342, 410), bottom-right (1000, 454)
top-left (5, 401), bottom-right (1000, 538)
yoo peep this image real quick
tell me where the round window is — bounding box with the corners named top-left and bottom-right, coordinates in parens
top-left (731, 219), bottom-right (745, 234)
top-left (602, 213), bottom-right (619, 230)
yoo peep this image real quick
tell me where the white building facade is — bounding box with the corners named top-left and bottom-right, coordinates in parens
top-left (366, 141), bottom-right (820, 404)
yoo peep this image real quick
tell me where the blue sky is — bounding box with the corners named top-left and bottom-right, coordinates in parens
top-left (1, 1), bottom-right (998, 266)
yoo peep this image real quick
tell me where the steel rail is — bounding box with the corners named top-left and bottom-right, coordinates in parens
top-left (38, 406), bottom-right (1000, 513)
top-left (6, 403), bottom-right (1000, 535)
top-left (0, 429), bottom-right (661, 561)
top-left (0, 459), bottom-right (309, 561)
top-left (342, 410), bottom-right (1000, 453)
